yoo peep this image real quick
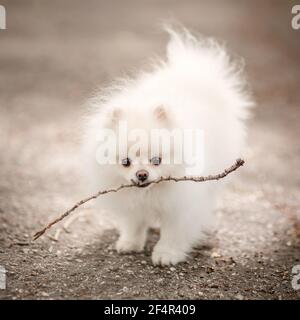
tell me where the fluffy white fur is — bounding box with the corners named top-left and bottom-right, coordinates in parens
top-left (82, 28), bottom-right (253, 265)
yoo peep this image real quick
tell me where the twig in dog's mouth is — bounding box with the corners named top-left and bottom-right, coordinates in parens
top-left (32, 158), bottom-right (245, 241)
top-left (131, 180), bottom-right (151, 188)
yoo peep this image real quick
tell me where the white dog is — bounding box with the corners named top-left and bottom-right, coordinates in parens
top-left (82, 28), bottom-right (253, 265)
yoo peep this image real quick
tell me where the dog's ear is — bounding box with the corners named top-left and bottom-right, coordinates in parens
top-left (154, 105), bottom-right (168, 121)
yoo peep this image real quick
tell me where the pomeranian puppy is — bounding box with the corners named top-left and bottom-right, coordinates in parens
top-left (82, 28), bottom-right (252, 265)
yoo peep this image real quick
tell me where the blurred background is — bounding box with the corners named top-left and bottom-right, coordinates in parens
top-left (0, 0), bottom-right (299, 299)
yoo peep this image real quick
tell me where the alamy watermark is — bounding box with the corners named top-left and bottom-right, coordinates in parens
top-left (291, 265), bottom-right (300, 290)
top-left (0, 5), bottom-right (6, 30)
top-left (0, 265), bottom-right (6, 290)
top-left (292, 4), bottom-right (300, 30)
top-left (95, 121), bottom-right (205, 175)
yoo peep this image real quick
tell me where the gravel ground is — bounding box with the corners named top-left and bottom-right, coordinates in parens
top-left (0, 0), bottom-right (300, 299)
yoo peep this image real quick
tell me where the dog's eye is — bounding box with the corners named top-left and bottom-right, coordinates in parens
top-left (150, 156), bottom-right (161, 166)
top-left (121, 158), bottom-right (131, 167)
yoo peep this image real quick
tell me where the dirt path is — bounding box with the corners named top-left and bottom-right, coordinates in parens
top-left (0, 0), bottom-right (300, 299)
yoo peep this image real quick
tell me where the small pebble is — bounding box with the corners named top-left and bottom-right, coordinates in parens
top-left (40, 292), bottom-right (49, 297)
top-left (211, 252), bottom-right (221, 258)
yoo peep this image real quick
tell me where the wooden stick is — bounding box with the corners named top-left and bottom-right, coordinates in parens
top-left (33, 158), bottom-right (245, 241)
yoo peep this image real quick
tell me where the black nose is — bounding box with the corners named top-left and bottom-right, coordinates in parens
top-left (136, 169), bottom-right (149, 182)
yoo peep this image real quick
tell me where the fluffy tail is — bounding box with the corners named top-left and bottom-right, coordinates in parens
top-left (165, 26), bottom-right (238, 77)
top-left (164, 25), bottom-right (254, 119)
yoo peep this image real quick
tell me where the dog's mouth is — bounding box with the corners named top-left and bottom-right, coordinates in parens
top-left (131, 179), bottom-right (151, 188)
top-left (137, 183), bottom-right (150, 188)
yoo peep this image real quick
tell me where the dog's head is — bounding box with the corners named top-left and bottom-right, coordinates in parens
top-left (99, 104), bottom-right (181, 187)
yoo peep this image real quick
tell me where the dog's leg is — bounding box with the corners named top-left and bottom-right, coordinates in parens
top-left (116, 214), bottom-right (148, 253)
top-left (151, 216), bottom-right (191, 265)
top-left (152, 185), bottom-right (216, 265)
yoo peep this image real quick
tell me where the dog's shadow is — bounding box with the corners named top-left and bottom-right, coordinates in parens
top-left (65, 225), bottom-right (300, 299)
top-left (67, 227), bottom-right (222, 298)
top-left (75, 227), bottom-right (216, 263)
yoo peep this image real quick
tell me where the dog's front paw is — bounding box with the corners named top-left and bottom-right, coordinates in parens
top-left (152, 246), bottom-right (187, 266)
top-left (116, 238), bottom-right (144, 254)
